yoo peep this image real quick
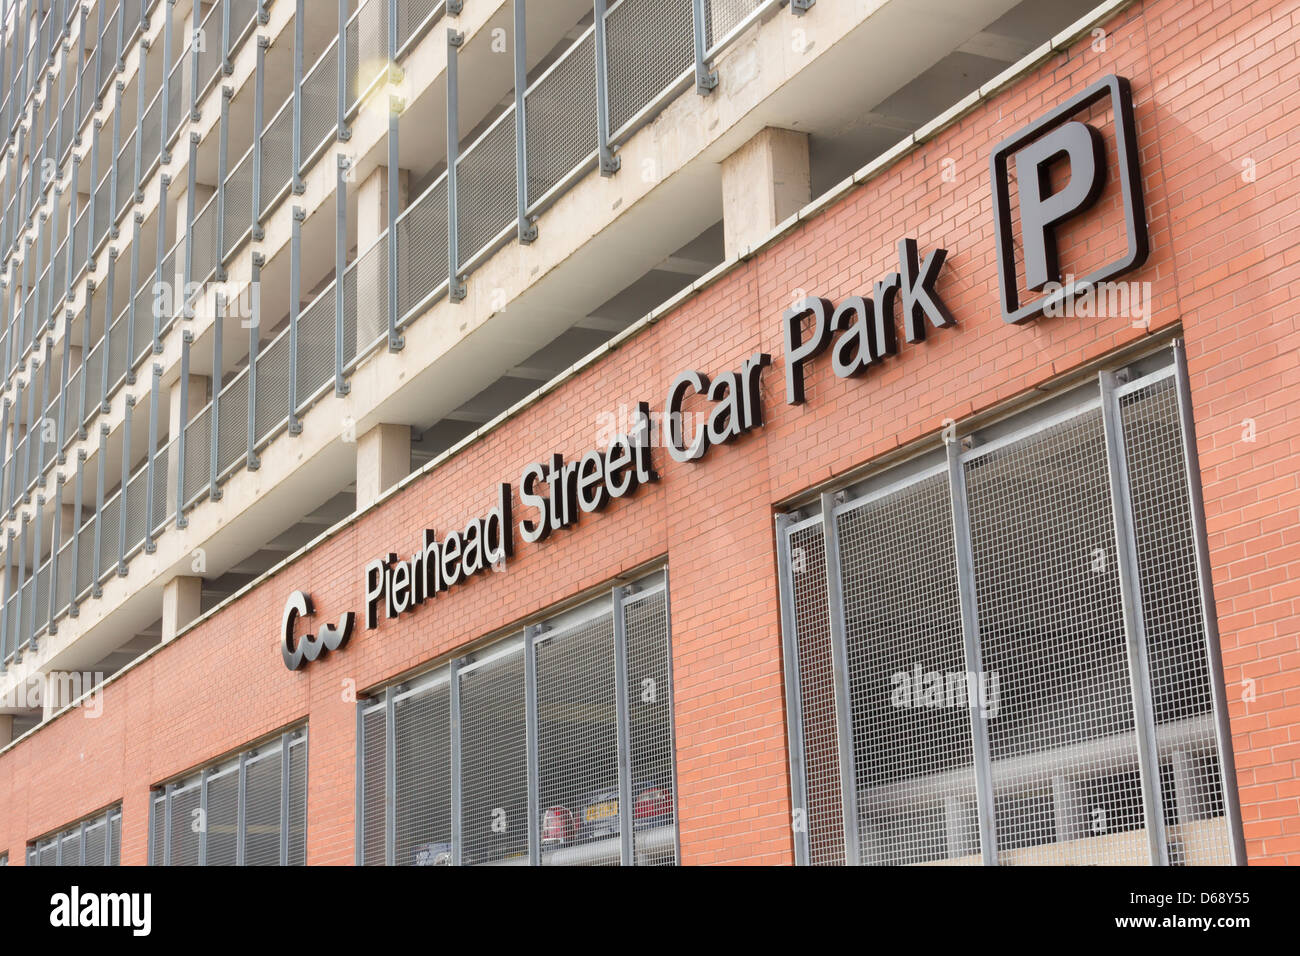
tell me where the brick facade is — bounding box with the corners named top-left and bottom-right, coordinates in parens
top-left (1, 0), bottom-right (1295, 865)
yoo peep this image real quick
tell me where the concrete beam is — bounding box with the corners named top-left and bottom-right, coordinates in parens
top-left (720, 126), bottom-right (810, 260)
top-left (161, 575), bottom-right (203, 644)
top-left (355, 423), bottom-right (410, 510)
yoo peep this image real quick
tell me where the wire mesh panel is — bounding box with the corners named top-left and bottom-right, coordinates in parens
top-left (836, 472), bottom-right (979, 865)
top-left (456, 111), bottom-right (515, 270)
top-left (99, 6), bottom-right (122, 98)
top-left (83, 817), bottom-right (108, 865)
top-left (189, 196), bottom-right (219, 287)
top-left (115, 130), bottom-right (137, 219)
top-left (963, 406), bottom-right (1146, 865)
top-left (182, 403), bottom-right (210, 507)
top-left (396, 0), bottom-right (442, 53)
top-left (123, 463), bottom-right (149, 556)
top-left (223, 148), bottom-right (254, 259)
top-left (783, 516), bottom-right (845, 864)
top-left (288, 736), bottom-right (308, 865)
top-left (217, 371), bottom-right (248, 477)
top-left (393, 675), bottom-right (452, 866)
top-left (605, 0), bottom-right (694, 138)
top-left (107, 311), bottom-right (130, 393)
top-left (1120, 373), bottom-right (1232, 864)
top-left (166, 59), bottom-right (186, 145)
top-left (458, 642), bottom-right (528, 865)
top-left (92, 173), bottom-right (112, 250)
top-left (206, 764), bottom-right (240, 866)
top-left (131, 270), bottom-right (156, 369)
top-left (54, 538), bottom-right (74, 618)
top-left (536, 610), bottom-right (619, 866)
top-left (151, 441), bottom-right (172, 539)
top-left (59, 829), bottom-right (80, 866)
top-left (253, 332), bottom-right (289, 447)
top-left (230, 0), bottom-right (260, 45)
top-left (140, 88), bottom-right (163, 175)
top-left (394, 176), bottom-right (446, 325)
top-left (296, 289), bottom-right (334, 412)
top-left (109, 810), bottom-right (122, 865)
top-left (299, 41), bottom-right (339, 169)
top-left (82, 339), bottom-right (104, 426)
top-left (243, 746), bottom-right (282, 865)
top-left (171, 780), bottom-right (202, 865)
top-left (360, 699), bottom-right (387, 866)
top-left (350, 235), bottom-right (387, 356)
top-left (75, 512), bottom-right (96, 599)
top-left (621, 585), bottom-right (677, 865)
top-left (524, 30), bottom-right (597, 209)
top-left (260, 105), bottom-right (293, 218)
top-left (195, 2), bottom-right (224, 100)
top-left (97, 492), bottom-right (121, 582)
top-left (348, 0), bottom-right (389, 115)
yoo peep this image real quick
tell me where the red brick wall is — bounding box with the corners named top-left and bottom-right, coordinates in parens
top-left (1, 0), bottom-right (1296, 865)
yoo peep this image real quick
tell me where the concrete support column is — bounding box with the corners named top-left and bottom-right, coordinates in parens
top-left (167, 373), bottom-right (209, 513)
top-left (161, 574), bottom-right (203, 644)
top-left (356, 164), bottom-right (408, 350)
top-left (355, 423), bottom-right (410, 509)
top-left (720, 126), bottom-right (811, 260)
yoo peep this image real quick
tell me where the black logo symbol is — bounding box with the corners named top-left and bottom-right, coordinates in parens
top-left (281, 590), bottom-right (354, 671)
top-left (990, 74), bottom-right (1148, 324)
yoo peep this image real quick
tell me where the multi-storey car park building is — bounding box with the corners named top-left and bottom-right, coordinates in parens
top-left (0, 0), bottom-right (1292, 867)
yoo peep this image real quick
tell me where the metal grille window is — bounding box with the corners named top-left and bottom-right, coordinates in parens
top-left (358, 571), bottom-right (678, 866)
top-left (149, 729), bottom-right (308, 866)
top-left (777, 345), bottom-right (1244, 866)
top-left (27, 805), bottom-right (122, 865)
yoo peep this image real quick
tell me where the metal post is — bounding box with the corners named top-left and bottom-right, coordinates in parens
top-left (47, 473), bottom-right (62, 630)
top-left (126, 211), bottom-right (141, 382)
top-left (68, 448), bottom-right (82, 616)
top-left (945, 438), bottom-right (998, 865)
top-left (279, 732), bottom-right (291, 866)
top-left (691, 0), bottom-right (716, 94)
top-left (1169, 341), bottom-right (1246, 865)
top-left (116, 395), bottom-right (132, 575)
top-left (445, 29), bottom-right (464, 303)
top-left (523, 625), bottom-right (540, 866)
top-left (115, 0), bottom-right (126, 73)
top-left (247, 252), bottom-right (261, 470)
top-left (159, 0), bottom-right (172, 165)
top-left (1099, 369), bottom-right (1168, 866)
top-left (100, 247), bottom-right (115, 413)
top-left (0, 529), bottom-right (11, 665)
top-left (198, 768), bottom-right (210, 866)
top-left (511, 0), bottom-right (534, 243)
top-left (354, 702), bottom-right (365, 866)
top-left (236, 750), bottom-right (248, 865)
top-left (63, 172), bottom-right (76, 299)
top-left (183, 132), bottom-right (197, 317)
top-left (162, 783), bottom-right (174, 866)
top-left (55, 311), bottom-right (69, 461)
top-left (86, 119), bottom-right (100, 271)
top-left (153, 174), bottom-right (169, 353)
top-left (188, 0), bottom-right (200, 121)
top-left (215, 85), bottom-right (230, 279)
top-left (29, 498), bottom-right (43, 652)
top-left (71, 8), bottom-right (85, 148)
top-left (209, 289), bottom-right (221, 499)
top-left (144, 364), bottom-right (160, 551)
top-left (336, 0), bottom-right (349, 143)
top-left (13, 518), bottom-right (24, 660)
top-left (175, 330), bottom-right (190, 528)
top-left (133, 38), bottom-right (146, 201)
top-left (383, 685), bottom-right (396, 867)
top-left (251, 36), bottom-right (265, 239)
top-left (287, 206), bottom-right (302, 434)
top-left (592, 0), bottom-right (618, 176)
top-left (91, 423), bottom-right (106, 595)
top-left (612, 586), bottom-right (634, 866)
top-left (290, 0), bottom-right (303, 194)
top-left (817, 492), bottom-right (860, 866)
top-left (109, 79), bottom-right (122, 239)
top-left (334, 154), bottom-right (348, 395)
top-left (221, 0), bottom-right (232, 75)
top-left (77, 288), bottom-right (91, 439)
top-left (449, 657), bottom-right (462, 866)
